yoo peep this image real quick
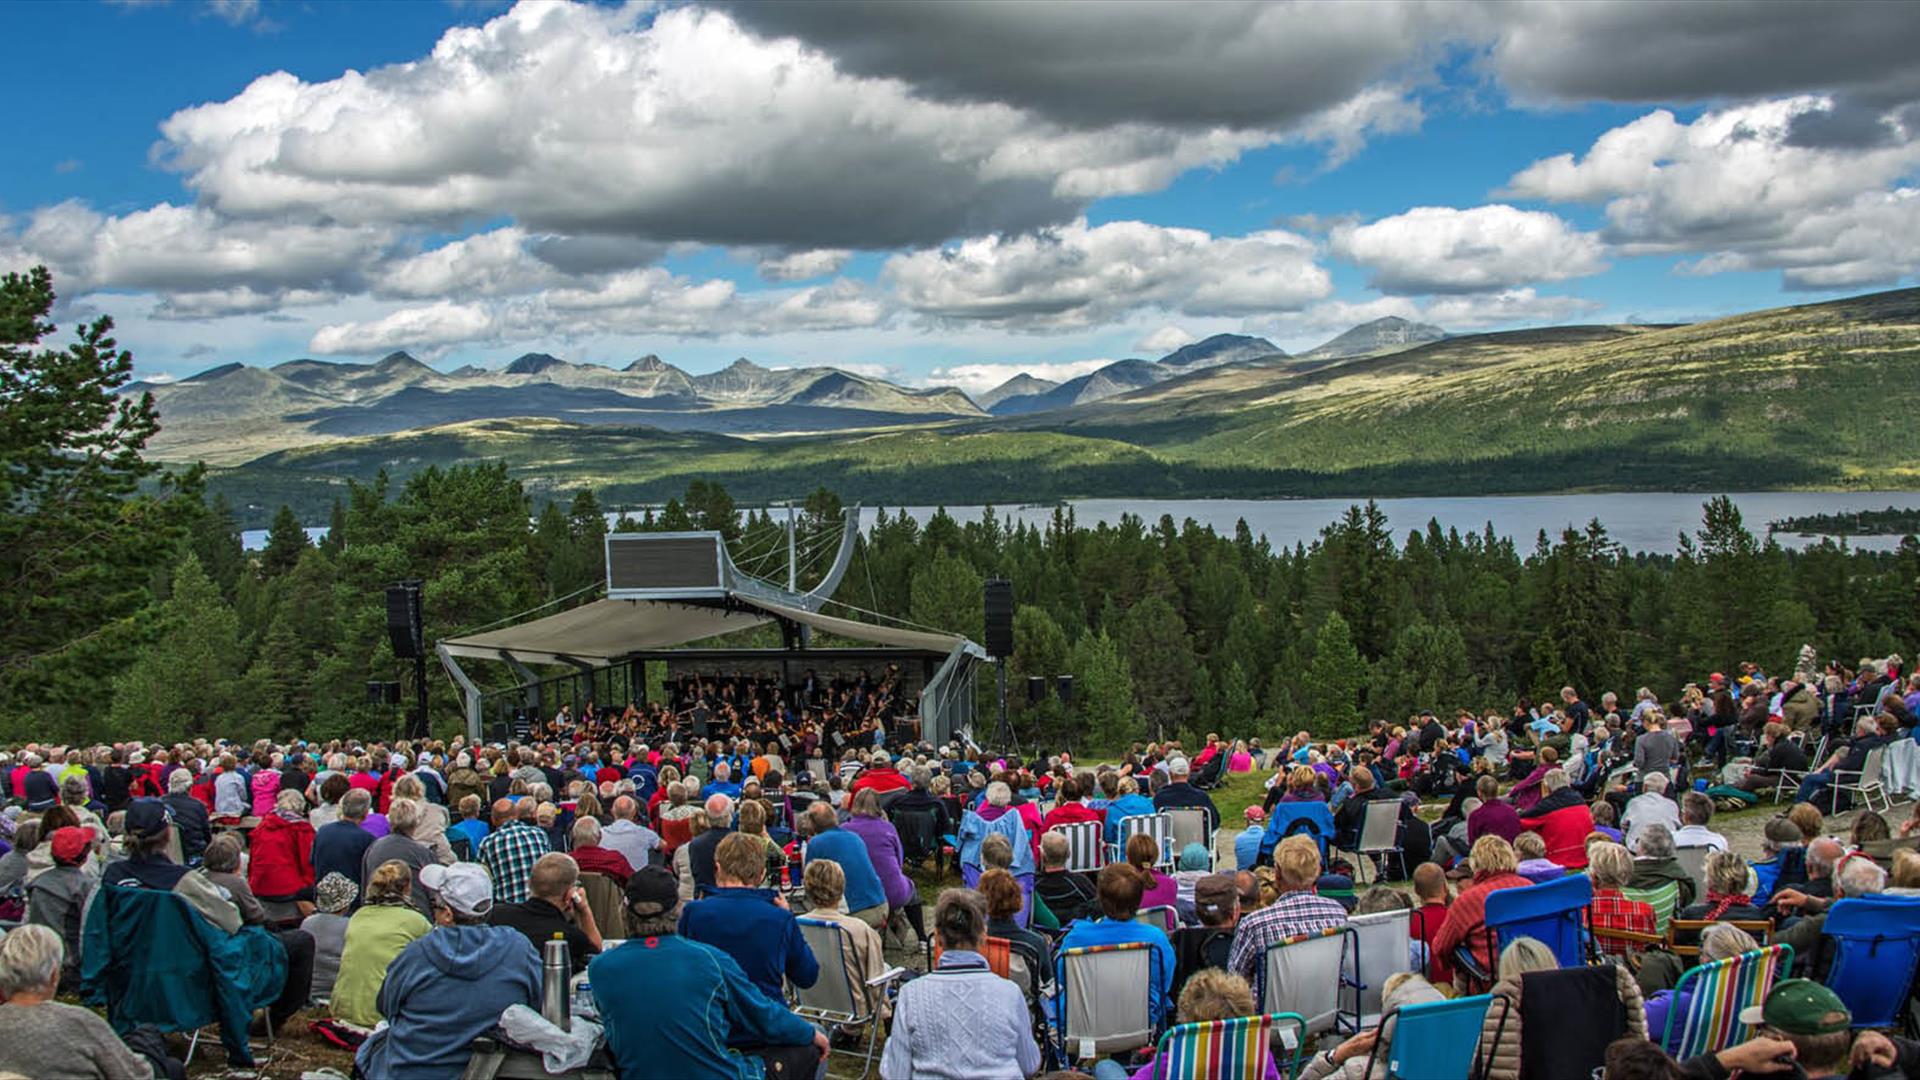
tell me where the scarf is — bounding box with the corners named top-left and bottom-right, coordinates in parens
top-left (1703, 890), bottom-right (1751, 921)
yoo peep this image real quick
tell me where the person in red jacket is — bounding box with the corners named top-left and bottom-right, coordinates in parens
top-left (1434, 835), bottom-right (1533, 988)
top-left (250, 788), bottom-right (318, 910)
top-left (1516, 768), bottom-right (1595, 868)
top-left (846, 752), bottom-right (911, 803)
top-left (1041, 776), bottom-right (1103, 831)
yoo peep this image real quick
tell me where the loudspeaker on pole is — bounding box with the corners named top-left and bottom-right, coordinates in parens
top-left (385, 582), bottom-right (424, 659)
top-left (983, 578), bottom-right (1014, 659)
top-left (1056, 675), bottom-right (1074, 703)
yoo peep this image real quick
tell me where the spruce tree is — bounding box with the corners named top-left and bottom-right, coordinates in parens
top-left (261, 504), bottom-right (310, 577)
top-left (109, 553), bottom-right (245, 742)
top-left (1070, 630), bottom-right (1137, 752)
top-left (1302, 611), bottom-right (1365, 734)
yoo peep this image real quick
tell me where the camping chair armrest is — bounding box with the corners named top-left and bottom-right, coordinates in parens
top-left (1452, 944), bottom-right (1492, 985)
top-left (867, 966), bottom-right (908, 987)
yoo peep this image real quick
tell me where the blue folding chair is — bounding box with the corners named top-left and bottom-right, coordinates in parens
top-left (1259, 801), bottom-right (1336, 864)
top-left (1822, 895), bottom-right (1920, 1029)
top-left (1361, 993), bottom-right (1505, 1080)
top-left (1483, 873), bottom-right (1592, 969)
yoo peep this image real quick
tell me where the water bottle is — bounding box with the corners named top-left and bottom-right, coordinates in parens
top-left (541, 933), bottom-right (571, 1032)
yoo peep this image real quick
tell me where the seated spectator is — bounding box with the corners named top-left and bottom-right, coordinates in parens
top-left (1794, 715), bottom-right (1889, 808)
top-left (0, 924), bottom-right (164, 1080)
top-left (802, 801), bottom-right (887, 929)
top-left (1516, 768), bottom-right (1593, 868)
top-left (354, 862), bottom-right (542, 1080)
top-left (1410, 862), bottom-right (1454, 985)
top-left (488, 852), bottom-right (602, 975)
top-left (0, 820), bottom-right (38, 903)
top-left (1300, 971), bottom-right (1448, 1080)
top-left (1589, 800), bottom-right (1624, 844)
top-left (700, 760), bottom-right (743, 802)
top-left (1172, 872), bottom-right (1240, 1001)
top-left (980, 867), bottom-right (1051, 998)
top-left (594, 867), bottom-right (827, 1079)
top-left (1042, 776), bottom-right (1102, 831)
top-left (202, 833), bottom-right (270, 926)
top-left (600, 795), bottom-right (661, 872)
top-left (476, 797), bottom-right (551, 905)
top-left (569, 817), bottom-right (636, 887)
top-left (1630, 824), bottom-right (1698, 908)
top-left (1716, 979), bottom-right (1859, 1079)
top-left (362, 797), bottom-right (436, 921)
top-left (161, 768), bottom-right (212, 864)
top-left (447, 794), bottom-right (488, 855)
top-left (1644, 923), bottom-right (1760, 1048)
top-left (24, 826), bottom-right (95, 990)
top-left (301, 872), bottom-right (357, 1001)
top-left (1126, 831), bottom-right (1180, 918)
top-left (1227, 835), bottom-right (1347, 983)
top-left (1888, 848), bottom-right (1920, 897)
top-left (331, 859), bottom-right (433, 1029)
top-left (1622, 772), bottom-right (1681, 851)
top-left (1672, 792), bottom-right (1730, 853)
top-left (1433, 836), bottom-right (1532, 986)
top-left (1058, 861), bottom-right (1178, 1023)
top-left (844, 788), bottom-right (925, 947)
top-left (1466, 775), bottom-right (1524, 845)
top-left (1152, 757), bottom-right (1219, 833)
top-left (883, 888), bottom-right (1041, 1080)
top-left (1172, 842), bottom-right (1213, 922)
top-left (799, 858), bottom-right (891, 1022)
top-left (735, 799), bottom-right (788, 882)
top-left (1850, 809), bottom-right (1891, 849)
top-left (390, 774), bottom-right (455, 865)
top-left (1033, 830), bottom-right (1098, 925)
top-left (961, 780), bottom-right (1037, 885)
top-left (249, 788), bottom-right (317, 910)
top-left (671, 805), bottom-right (712, 902)
top-left (1587, 842), bottom-right (1656, 956)
top-left (313, 788), bottom-right (377, 896)
top-left (1750, 817), bottom-right (1807, 905)
top-left (1677, 850), bottom-right (1764, 924)
top-left (1113, 968), bottom-right (1300, 1080)
top-left (1101, 777), bottom-right (1157, 845)
top-left (1332, 765), bottom-right (1396, 851)
top-left (1771, 853), bottom-right (1890, 973)
top-left (1513, 831), bottom-right (1566, 883)
top-left (1235, 805), bottom-right (1267, 870)
top-left (681, 832), bottom-right (818, 1001)
top-left (1476, 937), bottom-right (1646, 1080)
top-left (683, 794), bottom-right (735, 899)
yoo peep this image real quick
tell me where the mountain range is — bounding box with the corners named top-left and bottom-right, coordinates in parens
top-left (194, 288), bottom-right (1920, 526)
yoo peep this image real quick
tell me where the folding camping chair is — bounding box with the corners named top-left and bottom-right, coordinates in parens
top-left (1822, 895), bottom-right (1920, 1030)
top-left (1483, 872), bottom-right (1591, 969)
top-left (929, 935), bottom-right (1014, 981)
top-left (1134, 906), bottom-right (1177, 934)
top-left (1674, 845), bottom-right (1713, 906)
top-left (1661, 944), bottom-right (1793, 1059)
top-left (1360, 993), bottom-right (1504, 1080)
top-left (1259, 926), bottom-right (1359, 1047)
top-left (792, 917), bottom-right (907, 1080)
top-left (1049, 821), bottom-right (1105, 874)
top-left (1623, 880), bottom-right (1681, 938)
top-left (1112, 813), bottom-right (1176, 868)
top-left (1772, 735), bottom-right (1826, 805)
top-left (1164, 808), bottom-right (1214, 868)
top-left (1261, 801), bottom-right (1335, 866)
top-left (1345, 908), bottom-right (1413, 1030)
top-left (1050, 942), bottom-right (1160, 1064)
top-left (1666, 919), bottom-right (1773, 961)
top-left (1832, 746), bottom-right (1893, 814)
top-left (1517, 966), bottom-right (1632, 1079)
top-left (1357, 799), bottom-right (1405, 883)
top-left (1150, 1011), bottom-right (1307, 1080)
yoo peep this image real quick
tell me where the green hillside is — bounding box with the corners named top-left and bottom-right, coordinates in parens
top-left (206, 288), bottom-right (1920, 523)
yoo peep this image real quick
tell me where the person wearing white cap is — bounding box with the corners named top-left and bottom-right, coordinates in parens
top-left (1152, 756), bottom-right (1219, 832)
top-left (354, 862), bottom-right (542, 1080)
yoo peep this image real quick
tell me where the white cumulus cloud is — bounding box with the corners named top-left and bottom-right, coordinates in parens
top-left (922, 359), bottom-right (1115, 395)
top-left (1329, 204), bottom-right (1607, 294)
top-left (1135, 325), bottom-right (1194, 353)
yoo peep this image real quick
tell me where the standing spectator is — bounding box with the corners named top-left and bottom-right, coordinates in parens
top-left (354, 863), bottom-right (541, 1080)
top-left (591, 868), bottom-right (827, 1080)
top-left (1632, 712), bottom-right (1682, 785)
top-left (302, 872), bottom-right (358, 1000)
top-left (882, 888), bottom-right (1041, 1080)
top-left (476, 797), bottom-right (550, 905)
top-left (679, 833), bottom-right (818, 1001)
top-left (488, 852), bottom-right (602, 975)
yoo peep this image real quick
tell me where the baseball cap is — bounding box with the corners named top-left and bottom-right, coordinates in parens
top-left (624, 866), bottom-right (680, 913)
top-left (1244, 805), bottom-right (1266, 823)
top-left (1739, 978), bottom-right (1850, 1035)
top-left (49, 826), bottom-right (91, 866)
top-left (1194, 873), bottom-right (1238, 919)
top-left (420, 863), bottom-right (494, 917)
top-left (124, 798), bottom-right (172, 839)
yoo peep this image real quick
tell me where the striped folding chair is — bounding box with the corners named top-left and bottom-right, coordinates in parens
top-left (1151, 1011), bottom-right (1306, 1080)
top-left (1112, 813), bottom-right (1176, 868)
top-left (1050, 821), bottom-right (1106, 874)
top-left (1622, 880), bottom-right (1680, 938)
top-left (1663, 944), bottom-right (1793, 1059)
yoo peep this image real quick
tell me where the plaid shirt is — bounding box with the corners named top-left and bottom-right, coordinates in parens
top-left (478, 820), bottom-right (551, 904)
top-left (1227, 890), bottom-right (1349, 980)
top-left (1589, 888), bottom-right (1656, 955)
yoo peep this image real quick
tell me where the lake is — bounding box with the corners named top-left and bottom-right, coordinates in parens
top-left (244, 491), bottom-right (1920, 555)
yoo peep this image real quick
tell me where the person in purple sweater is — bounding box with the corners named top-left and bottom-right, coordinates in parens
top-left (843, 788), bottom-right (926, 947)
top-left (1465, 774), bottom-right (1524, 847)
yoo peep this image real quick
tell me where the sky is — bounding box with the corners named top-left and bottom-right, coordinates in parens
top-left (3, 0), bottom-right (1917, 395)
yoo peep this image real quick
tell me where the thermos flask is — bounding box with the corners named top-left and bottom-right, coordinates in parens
top-left (541, 933), bottom-right (572, 1031)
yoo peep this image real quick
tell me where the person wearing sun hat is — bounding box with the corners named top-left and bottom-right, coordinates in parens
top-left (300, 872), bottom-right (359, 999)
top-left (354, 861), bottom-right (541, 1080)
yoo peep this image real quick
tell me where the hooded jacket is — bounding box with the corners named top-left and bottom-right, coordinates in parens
top-left (1517, 788), bottom-right (1595, 868)
top-left (247, 814), bottom-right (316, 898)
top-left (353, 925), bottom-right (541, 1080)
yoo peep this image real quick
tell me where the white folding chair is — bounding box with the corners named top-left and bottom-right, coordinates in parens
top-left (1834, 746), bottom-right (1893, 814)
top-left (1357, 800), bottom-right (1403, 882)
top-left (791, 918), bottom-right (904, 1080)
top-left (1163, 808), bottom-right (1214, 868)
top-left (1261, 927), bottom-right (1357, 1046)
top-left (1052, 941), bottom-right (1157, 1063)
top-left (1675, 845), bottom-right (1713, 903)
top-left (1050, 821), bottom-right (1105, 874)
top-left (1111, 814), bottom-right (1175, 868)
top-left (1344, 909), bottom-right (1412, 1031)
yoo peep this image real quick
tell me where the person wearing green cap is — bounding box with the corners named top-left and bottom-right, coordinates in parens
top-left (1672, 978), bottom-right (1865, 1079)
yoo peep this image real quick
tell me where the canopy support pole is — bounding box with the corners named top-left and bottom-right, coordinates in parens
top-left (437, 644), bottom-right (484, 744)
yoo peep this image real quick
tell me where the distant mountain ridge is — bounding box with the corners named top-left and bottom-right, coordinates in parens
top-left (1299, 316), bottom-right (1447, 361)
top-left (979, 332), bottom-right (1285, 416)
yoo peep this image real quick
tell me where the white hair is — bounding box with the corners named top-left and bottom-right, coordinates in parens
top-left (1641, 771), bottom-right (1669, 794)
top-left (387, 797), bottom-right (424, 837)
top-left (1837, 857), bottom-right (1888, 899)
top-left (0, 924), bottom-right (63, 995)
top-left (1542, 769), bottom-right (1570, 793)
top-left (168, 770), bottom-right (193, 793)
top-left (986, 781), bottom-right (1012, 807)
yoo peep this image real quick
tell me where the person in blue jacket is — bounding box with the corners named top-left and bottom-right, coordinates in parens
top-left (679, 833), bottom-right (818, 1002)
top-left (594, 866), bottom-right (827, 1080)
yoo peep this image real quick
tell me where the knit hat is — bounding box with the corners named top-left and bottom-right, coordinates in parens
top-left (315, 872), bottom-right (359, 914)
top-left (1178, 843), bottom-right (1211, 872)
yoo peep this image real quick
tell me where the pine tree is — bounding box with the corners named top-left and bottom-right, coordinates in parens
top-left (1011, 606), bottom-right (1071, 745)
top-left (322, 497), bottom-right (348, 554)
top-left (190, 492), bottom-right (246, 600)
top-left (244, 612), bottom-right (312, 736)
top-left (1123, 594), bottom-right (1197, 741)
top-left (1370, 618), bottom-right (1477, 719)
top-left (261, 504), bottom-right (310, 577)
top-left (1216, 661), bottom-right (1258, 735)
top-left (1070, 630), bottom-right (1137, 751)
top-left (1301, 611), bottom-right (1365, 734)
top-left (109, 552), bottom-right (246, 742)
top-left (909, 549), bottom-right (984, 642)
